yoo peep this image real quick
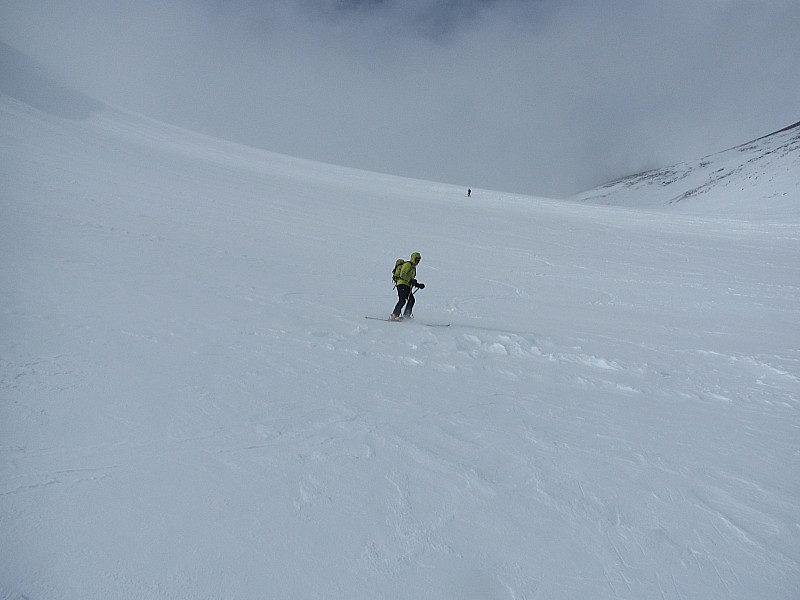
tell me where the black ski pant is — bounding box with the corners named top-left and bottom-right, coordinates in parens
top-left (393, 285), bottom-right (415, 317)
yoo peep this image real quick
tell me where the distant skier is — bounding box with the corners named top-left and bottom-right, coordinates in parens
top-left (391, 252), bottom-right (424, 320)
top-left (467, 188), bottom-right (471, 197)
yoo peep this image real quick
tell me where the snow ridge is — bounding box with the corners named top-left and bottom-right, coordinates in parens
top-left (573, 121), bottom-right (800, 220)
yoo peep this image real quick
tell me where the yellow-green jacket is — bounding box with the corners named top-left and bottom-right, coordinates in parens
top-left (395, 261), bottom-right (416, 287)
top-left (394, 252), bottom-right (421, 287)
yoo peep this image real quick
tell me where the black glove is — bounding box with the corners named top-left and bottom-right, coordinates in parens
top-left (416, 283), bottom-right (425, 289)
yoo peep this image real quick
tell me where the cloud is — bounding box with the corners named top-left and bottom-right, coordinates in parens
top-left (2, 0), bottom-right (799, 197)
top-left (0, 41), bottom-right (102, 119)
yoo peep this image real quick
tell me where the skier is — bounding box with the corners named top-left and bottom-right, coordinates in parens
top-left (467, 188), bottom-right (471, 197)
top-left (391, 252), bottom-right (424, 320)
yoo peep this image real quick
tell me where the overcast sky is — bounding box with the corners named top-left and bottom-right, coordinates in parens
top-left (2, 0), bottom-right (799, 197)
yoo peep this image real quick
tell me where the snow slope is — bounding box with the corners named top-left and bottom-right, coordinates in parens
top-left (573, 122), bottom-right (800, 221)
top-left (2, 92), bottom-right (799, 598)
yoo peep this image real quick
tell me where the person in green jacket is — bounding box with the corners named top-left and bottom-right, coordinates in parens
top-left (391, 252), bottom-right (425, 320)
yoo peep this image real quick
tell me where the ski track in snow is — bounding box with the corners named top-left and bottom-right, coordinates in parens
top-left (1, 96), bottom-right (799, 599)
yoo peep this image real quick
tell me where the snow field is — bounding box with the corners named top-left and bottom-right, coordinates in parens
top-left (1, 96), bottom-right (799, 599)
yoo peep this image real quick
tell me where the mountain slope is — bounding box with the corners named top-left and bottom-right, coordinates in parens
top-left (1, 89), bottom-right (799, 600)
top-left (573, 122), bottom-right (800, 220)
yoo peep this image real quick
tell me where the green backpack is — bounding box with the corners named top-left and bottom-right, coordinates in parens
top-left (392, 258), bottom-right (405, 284)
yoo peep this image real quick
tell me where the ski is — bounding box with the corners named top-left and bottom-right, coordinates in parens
top-left (365, 316), bottom-right (450, 327)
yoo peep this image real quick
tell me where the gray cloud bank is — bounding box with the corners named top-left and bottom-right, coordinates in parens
top-left (2, 0), bottom-right (799, 197)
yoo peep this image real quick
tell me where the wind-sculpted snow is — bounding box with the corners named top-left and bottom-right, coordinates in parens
top-left (1, 97), bottom-right (799, 599)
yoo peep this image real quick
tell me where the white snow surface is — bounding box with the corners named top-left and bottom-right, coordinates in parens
top-left (1, 96), bottom-right (799, 600)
